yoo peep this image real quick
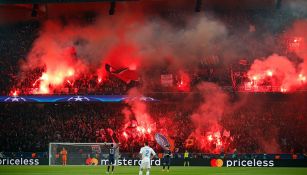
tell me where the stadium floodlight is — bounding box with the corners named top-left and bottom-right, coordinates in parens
top-left (0, 0), bottom-right (138, 4)
top-left (31, 4), bottom-right (38, 17)
top-left (275, 0), bottom-right (282, 10)
top-left (109, 0), bottom-right (116, 15)
top-left (195, 0), bottom-right (202, 12)
top-left (49, 142), bottom-right (119, 166)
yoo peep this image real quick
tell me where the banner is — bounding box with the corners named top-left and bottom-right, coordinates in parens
top-left (201, 55), bottom-right (220, 65)
top-left (209, 159), bottom-right (307, 168)
top-left (1, 156), bottom-right (306, 167)
top-left (161, 74), bottom-right (173, 87)
top-left (0, 158), bottom-right (48, 165)
top-left (0, 95), bottom-right (157, 103)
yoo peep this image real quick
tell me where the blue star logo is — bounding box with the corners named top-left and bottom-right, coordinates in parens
top-left (4, 97), bottom-right (27, 102)
top-left (67, 96), bottom-right (90, 102)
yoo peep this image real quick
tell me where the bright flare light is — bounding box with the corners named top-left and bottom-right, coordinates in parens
top-left (41, 73), bottom-right (49, 80)
top-left (12, 91), bottom-right (18, 97)
top-left (252, 76), bottom-right (258, 81)
top-left (280, 87), bottom-right (287, 93)
top-left (98, 77), bottom-right (102, 83)
top-left (207, 135), bottom-right (213, 141)
top-left (298, 74), bottom-right (306, 82)
top-left (123, 132), bottom-right (128, 139)
top-left (267, 70), bottom-right (273, 77)
top-left (67, 69), bottom-right (74, 76)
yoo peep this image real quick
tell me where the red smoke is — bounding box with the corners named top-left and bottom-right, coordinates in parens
top-left (119, 88), bottom-right (156, 145)
top-left (246, 20), bottom-right (307, 93)
top-left (17, 9), bottom-right (147, 94)
top-left (177, 70), bottom-right (191, 92)
top-left (186, 82), bottom-right (232, 153)
top-left (12, 3), bottom-right (229, 95)
top-left (288, 20), bottom-right (307, 77)
top-left (4, 1), bottom-right (307, 155)
top-left (31, 46), bottom-right (86, 94)
top-left (247, 54), bottom-right (305, 92)
top-left (21, 20), bottom-right (88, 94)
top-left (97, 43), bottom-right (141, 82)
top-left (118, 88), bottom-right (179, 151)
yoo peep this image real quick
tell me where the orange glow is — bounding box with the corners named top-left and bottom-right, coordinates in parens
top-left (12, 91), bottom-right (18, 97)
top-left (98, 77), bottom-right (102, 83)
top-left (207, 135), bottom-right (213, 141)
top-left (39, 84), bottom-right (49, 94)
top-left (280, 87), bottom-right (287, 93)
top-left (41, 73), bottom-right (48, 80)
top-left (123, 132), bottom-right (128, 139)
top-left (298, 74), bottom-right (306, 82)
top-left (129, 64), bottom-right (137, 70)
top-left (67, 69), bottom-right (74, 76)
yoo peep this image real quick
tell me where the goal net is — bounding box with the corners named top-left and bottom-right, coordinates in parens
top-left (49, 143), bottom-right (118, 166)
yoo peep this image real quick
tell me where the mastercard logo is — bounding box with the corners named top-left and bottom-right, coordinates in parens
top-left (210, 159), bottom-right (223, 167)
top-left (91, 158), bottom-right (99, 165)
top-left (86, 158), bottom-right (99, 165)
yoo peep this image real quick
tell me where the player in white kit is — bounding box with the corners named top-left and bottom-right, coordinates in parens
top-left (139, 142), bottom-right (156, 175)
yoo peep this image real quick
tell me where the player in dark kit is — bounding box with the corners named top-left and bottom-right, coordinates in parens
top-left (162, 146), bottom-right (172, 172)
top-left (106, 144), bottom-right (116, 174)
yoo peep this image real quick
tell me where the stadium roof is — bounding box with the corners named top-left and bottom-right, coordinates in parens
top-left (0, 0), bottom-right (138, 4)
top-left (0, 0), bottom-right (277, 8)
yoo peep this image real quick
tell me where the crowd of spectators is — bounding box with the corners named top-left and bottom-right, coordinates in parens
top-left (2, 9), bottom-right (298, 96)
top-left (12, 72), bottom-right (133, 95)
top-left (0, 94), bottom-right (306, 155)
top-left (1, 7), bottom-right (307, 158)
top-left (0, 21), bottom-right (39, 95)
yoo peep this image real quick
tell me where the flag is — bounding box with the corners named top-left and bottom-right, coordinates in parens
top-left (223, 130), bottom-right (231, 137)
top-left (239, 59), bottom-right (248, 65)
top-left (105, 64), bottom-right (139, 84)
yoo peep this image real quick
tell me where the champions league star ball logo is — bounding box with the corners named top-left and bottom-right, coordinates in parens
top-left (4, 97), bottom-right (27, 102)
top-left (67, 96), bottom-right (90, 102)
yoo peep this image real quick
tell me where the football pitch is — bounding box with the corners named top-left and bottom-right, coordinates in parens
top-left (0, 166), bottom-right (307, 175)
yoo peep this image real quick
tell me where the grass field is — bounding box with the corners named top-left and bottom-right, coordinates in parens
top-left (0, 166), bottom-right (307, 175)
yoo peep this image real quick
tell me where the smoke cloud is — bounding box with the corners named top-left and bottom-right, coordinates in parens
top-left (187, 82), bottom-right (231, 153)
top-left (10, 1), bottom-right (307, 153)
top-left (19, 6), bottom-right (229, 93)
